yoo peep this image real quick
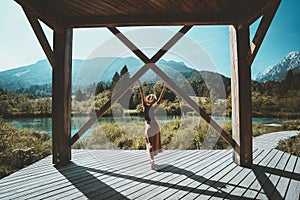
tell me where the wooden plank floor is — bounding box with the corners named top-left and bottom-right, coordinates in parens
top-left (0, 149), bottom-right (299, 200)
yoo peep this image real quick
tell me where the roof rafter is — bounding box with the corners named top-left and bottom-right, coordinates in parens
top-left (236, 0), bottom-right (277, 26)
top-left (247, 0), bottom-right (281, 66)
top-left (65, 13), bottom-right (237, 28)
top-left (15, 0), bottom-right (65, 31)
top-left (23, 8), bottom-right (55, 68)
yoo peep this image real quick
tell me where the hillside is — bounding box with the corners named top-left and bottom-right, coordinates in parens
top-left (0, 57), bottom-right (229, 94)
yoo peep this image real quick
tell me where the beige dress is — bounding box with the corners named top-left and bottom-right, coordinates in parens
top-left (144, 103), bottom-right (162, 156)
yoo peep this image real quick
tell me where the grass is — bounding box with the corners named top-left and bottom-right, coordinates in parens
top-left (0, 118), bottom-right (52, 179)
top-left (73, 118), bottom-right (233, 151)
top-left (276, 133), bottom-right (300, 157)
top-left (1, 116), bottom-right (299, 179)
top-left (253, 120), bottom-right (300, 137)
top-left (73, 118), bottom-right (300, 154)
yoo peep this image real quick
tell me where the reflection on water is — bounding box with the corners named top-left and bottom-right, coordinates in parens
top-left (5, 116), bottom-right (286, 136)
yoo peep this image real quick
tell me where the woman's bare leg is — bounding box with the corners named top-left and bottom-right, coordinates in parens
top-left (146, 141), bottom-right (156, 170)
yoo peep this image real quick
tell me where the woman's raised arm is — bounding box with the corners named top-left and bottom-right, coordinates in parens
top-left (156, 83), bottom-right (167, 105)
top-left (137, 80), bottom-right (145, 106)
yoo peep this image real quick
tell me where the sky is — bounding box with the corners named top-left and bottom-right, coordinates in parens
top-left (0, 0), bottom-right (299, 79)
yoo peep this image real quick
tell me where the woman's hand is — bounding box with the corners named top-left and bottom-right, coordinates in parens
top-left (137, 80), bottom-right (142, 86)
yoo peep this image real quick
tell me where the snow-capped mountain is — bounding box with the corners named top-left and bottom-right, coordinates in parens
top-left (254, 51), bottom-right (300, 82)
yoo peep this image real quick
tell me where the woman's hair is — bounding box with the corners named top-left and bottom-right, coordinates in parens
top-left (145, 94), bottom-right (157, 105)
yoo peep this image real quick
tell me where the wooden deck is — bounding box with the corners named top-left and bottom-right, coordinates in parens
top-left (0, 148), bottom-right (299, 200)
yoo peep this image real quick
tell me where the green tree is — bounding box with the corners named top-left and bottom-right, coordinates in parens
top-left (118, 65), bottom-right (131, 109)
top-left (111, 72), bottom-right (120, 91)
top-left (95, 82), bottom-right (104, 95)
top-left (75, 89), bottom-right (84, 101)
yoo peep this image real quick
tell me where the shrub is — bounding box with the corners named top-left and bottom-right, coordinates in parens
top-left (276, 133), bottom-right (300, 156)
top-left (0, 118), bottom-right (51, 178)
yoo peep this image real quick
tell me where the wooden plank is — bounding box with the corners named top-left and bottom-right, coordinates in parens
top-left (239, 149), bottom-right (284, 199)
top-left (118, 150), bottom-right (215, 200)
top-left (44, 150), bottom-right (178, 199)
top-left (254, 150), bottom-right (288, 199)
top-left (206, 149), bottom-right (262, 198)
top-left (174, 151), bottom-right (234, 199)
top-left (52, 28), bottom-right (73, 166)
top-left (191, 149), bottom-right (261, 200)
top-left (1, 149), bottom-right (298, 199)
top-left (11, 151), bottom-right (145, 199)
top-left (229, 24), bottom-right (252, 167)
top-left (159, 154), bottom-right (237, 199)
top-left (53, 150), bottom-right (182, 199)
top-left (23, 8), bottom-right (55, 68)
top-left (119, 151), bottom-right (221, 199)
top-left (162, 150), bottom-right (232, 199)
top-left (276, 154), bottom-right (297, 198)
top-left (0, 150), bottom-right (113, 186)
top-left (217, 149), bottom-right (274, 198)
top-left (269, 152), bottom-right (291, 200)
top-left (0, 150), bottom-right (139, 199)
top-left (186, 151), bottom-right (267, 200)
top-left (92, 150), bottom-right (202, 200)
top-left (285, 156), bottom-right (300, 200)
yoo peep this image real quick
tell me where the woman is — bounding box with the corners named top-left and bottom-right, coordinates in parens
top-left (137, 80), bottom-right (166, 170)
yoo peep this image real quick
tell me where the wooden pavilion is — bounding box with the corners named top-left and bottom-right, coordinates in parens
top-left (14, 0), bottom-right (281, 168)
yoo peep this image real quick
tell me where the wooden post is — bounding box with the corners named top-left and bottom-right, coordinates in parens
top-left (52, 28), bottom-right (73, 166)
top-left (230, 25), bottom-right (252, 168)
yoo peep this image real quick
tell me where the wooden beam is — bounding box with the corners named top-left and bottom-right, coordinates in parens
top-left (110, 26), bottom-right (234, 147)
top-left (150, 65), bottom-right (235, 147)
top-left (237, 0), bottom-right (273, 26)
top-left (71, 26), bottom-right (191, 144)
top-left (23, 8), bottom-right (55, 68)
top-left (150, 26), bottom-right (192, 63)
top-left (65, 14), bottom-right (237, 28)
top-left (15, 0), bottom-right (65, 31)
top-left (70, 63), bottom-right (151, 145)
top-left (52, 28), bottom-right (73, 166)
top-left (247, 0), bottom-right (281, 66)
top-left (230, 25), bottom-right (252, 168)
top-left (71, 26), bottom-right (234, 148)
top-left (108, 27), bottom-right (150, 63)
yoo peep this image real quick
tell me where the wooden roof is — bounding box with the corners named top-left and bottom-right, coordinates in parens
top-left (15, 0), bottom-right (274, 29)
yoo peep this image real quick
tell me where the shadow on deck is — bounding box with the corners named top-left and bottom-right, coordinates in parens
top-left (0, 149), bottom-right (299, 199)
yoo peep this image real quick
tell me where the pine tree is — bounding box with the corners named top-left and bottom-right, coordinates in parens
top-left (75, 89), bottom-right (84, 101)
top-left (119, 65), bottom-right (132, 109)
top-left (95, 82), bottom-right (104, 95)
top-left (284, 70), bottom-right (294, 90)
top-left (111, 72), bottom-right (120, 91)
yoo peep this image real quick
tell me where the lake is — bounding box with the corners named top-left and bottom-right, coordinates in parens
top-left (5, 115), bottom-right (286, 137)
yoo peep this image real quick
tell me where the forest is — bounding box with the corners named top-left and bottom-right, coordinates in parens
top-left (1, 66), bottom-right (300, 178)
top-left (1, 66), bottom-right (300, 119)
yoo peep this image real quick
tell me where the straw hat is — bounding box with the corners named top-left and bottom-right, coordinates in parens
top-left (146, 94), bottom-right (157, 105)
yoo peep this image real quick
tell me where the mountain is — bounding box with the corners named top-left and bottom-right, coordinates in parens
top-left (0, 57), bottom-right (198, 91)
top-left (255, 51), bottom-right (300, 82)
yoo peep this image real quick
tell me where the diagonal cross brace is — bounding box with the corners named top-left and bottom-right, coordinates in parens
top-left (110, 26), bottom-right (234, 147)
top-left (247, 0), bottom-right (281, 66)
top-left (23, 8), bottom-right (55, 68)
top-left (71, 26), bottom-right (235, 148)
top-left (70, 26), bottom-right (191, 145)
